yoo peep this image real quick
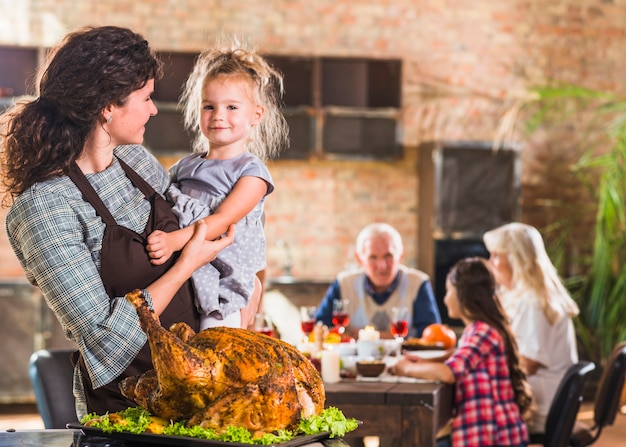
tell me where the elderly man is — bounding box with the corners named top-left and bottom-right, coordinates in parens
top-left (316, 223), bottom-right (441, 338)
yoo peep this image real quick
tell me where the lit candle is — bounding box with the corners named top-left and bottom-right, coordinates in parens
top-left (358, 325), bottom-right (380, 341)
top-left (321, 349), bottom-right (341, 383)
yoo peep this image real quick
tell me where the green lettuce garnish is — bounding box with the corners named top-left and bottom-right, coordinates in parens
top-left (299, 406), bottom-right (359, 438)
top-left (81, 406), bottom-right (358, 444)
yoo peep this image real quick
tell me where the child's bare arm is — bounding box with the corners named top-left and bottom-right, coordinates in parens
top-left (201, 176), bottom-right (268, 241)
top-left (389, 356), bottom-right (456, 384)
top-left (147, 226), bottom-right (194, 265)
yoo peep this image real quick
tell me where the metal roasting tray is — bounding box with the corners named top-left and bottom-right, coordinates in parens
top-left (68, 423), bottom-right (332, 447)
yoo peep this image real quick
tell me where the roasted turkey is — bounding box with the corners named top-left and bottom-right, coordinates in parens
top-left (119, 290), bottom-right (325, 434)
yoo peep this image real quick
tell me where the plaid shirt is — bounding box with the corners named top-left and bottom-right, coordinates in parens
top-left (6, 145), bottom-right (203, 399)
top-left (445, 321), bottom-right (529, 447)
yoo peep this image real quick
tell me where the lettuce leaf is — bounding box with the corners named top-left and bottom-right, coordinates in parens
top-left (81, 406), bottom-right (358, 444)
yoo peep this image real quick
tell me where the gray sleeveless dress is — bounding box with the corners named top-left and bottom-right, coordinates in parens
top-left (169, 152), bottom-right (274, 320)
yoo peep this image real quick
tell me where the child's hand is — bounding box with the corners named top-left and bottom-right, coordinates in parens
top-left (147, 230), bottom-right (175, 265)
top-left (388, 356), bottom-right (414, 376)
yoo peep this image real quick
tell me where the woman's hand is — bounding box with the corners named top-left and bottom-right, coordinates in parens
top-left (147, 221), bottom-right (235, 316)
top-left (179, 220), bottom-right (235, 272)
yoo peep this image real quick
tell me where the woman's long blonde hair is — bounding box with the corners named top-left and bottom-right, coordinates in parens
top-left (483, 222), bottom-right (579, 325)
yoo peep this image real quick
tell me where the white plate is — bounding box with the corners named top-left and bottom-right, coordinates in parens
top-left (404, 349), bottom-right (447, 360)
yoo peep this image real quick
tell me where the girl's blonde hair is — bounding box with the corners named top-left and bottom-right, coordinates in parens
top-left (483, 222), bottom-right (579, 324)
top-left (180, 38), bottom-right (288, 159)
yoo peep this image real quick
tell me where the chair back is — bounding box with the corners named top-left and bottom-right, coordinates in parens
top-left (28, 348), bottom-right (78, 429)
top-left (543, 361), bottom-right (596, 447)
top-left (591, 342), bottom-right (626, 435)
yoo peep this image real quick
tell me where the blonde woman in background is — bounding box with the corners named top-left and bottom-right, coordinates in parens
top-left (483, 222), bottom-right (579, 434)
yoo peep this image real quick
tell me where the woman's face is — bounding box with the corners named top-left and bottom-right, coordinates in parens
top-left (443, 279), bottom-right (462, 320)
top-left (488, 251), bottom-right (513, 289)
top-left (108, 79), bottom-right (157, 146)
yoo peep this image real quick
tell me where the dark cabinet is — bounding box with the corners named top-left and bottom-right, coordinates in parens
top-left (0, 46), bottom-right (39, 97)
top-left (418, 141), bottom-right (522, 325)
top-left (0, 46), bottom-right (402, 160)
top-left (267, 55), bottom-right (403, 160)
top-left (0, 281), bottom-right (76, 403)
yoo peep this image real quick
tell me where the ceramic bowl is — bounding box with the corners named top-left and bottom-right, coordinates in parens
top-left (356, 360), bottom-right (386, 377)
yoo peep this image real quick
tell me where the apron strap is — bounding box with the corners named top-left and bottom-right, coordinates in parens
top-left (117, 157), bottom-right (160, 200)
top-left (68, 158), bottom-right (163, 226)
top-left (68, 162), bottom-right (117, 226)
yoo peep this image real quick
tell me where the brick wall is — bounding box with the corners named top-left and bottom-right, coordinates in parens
top-left (1, 0), bottom-right (624, 282)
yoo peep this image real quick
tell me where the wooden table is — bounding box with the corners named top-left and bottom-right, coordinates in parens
top-left (324, 380), bottom-right (453, 447)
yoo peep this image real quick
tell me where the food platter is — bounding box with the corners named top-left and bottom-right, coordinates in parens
top-left (401, 338), bottom-right (446, 351)
top-left (402, 350), bottom-right (448, 361)
top-left (68, 423), bottom-right (332, 447)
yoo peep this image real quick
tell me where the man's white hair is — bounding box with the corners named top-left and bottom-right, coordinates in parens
top-left (355, 223), bottom-right (403, 255)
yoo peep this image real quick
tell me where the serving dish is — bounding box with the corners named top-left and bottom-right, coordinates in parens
top-left (401, 338), bottom-right (445, 351)
top-left (68, 423), bottom-right (331, 447)
top-left (403, 350), bottom-right (448, 361)
top-left (356, 360), bottom-right (386, 377)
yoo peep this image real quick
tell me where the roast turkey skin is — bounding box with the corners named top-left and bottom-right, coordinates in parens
top-left (119, 290), bottom-right (325, 434)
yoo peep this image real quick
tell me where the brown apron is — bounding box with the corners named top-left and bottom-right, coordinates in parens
top-left (68, 158), bottom-right (200, 414)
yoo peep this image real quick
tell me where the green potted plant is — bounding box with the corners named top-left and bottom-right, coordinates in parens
top-left (513, 84), bottom-right (626, 365)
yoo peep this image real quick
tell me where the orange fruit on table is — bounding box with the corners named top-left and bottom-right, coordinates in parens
top-left (421, 323), bottom-right (457, 349)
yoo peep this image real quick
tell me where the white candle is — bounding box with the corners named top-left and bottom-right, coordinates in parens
top-left (358, 326), bottom-right (380, 341)
top-left (321, 349), bottom-right (341, 383)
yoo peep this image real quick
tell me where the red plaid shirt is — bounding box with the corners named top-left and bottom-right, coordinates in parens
top-left (445, 321), bottom-right (529, 447)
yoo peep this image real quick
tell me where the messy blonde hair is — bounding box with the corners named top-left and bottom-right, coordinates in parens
top-left (483, 222), bottom-right (579, 324)
top-left (180, 38), bottom-right (288, 159)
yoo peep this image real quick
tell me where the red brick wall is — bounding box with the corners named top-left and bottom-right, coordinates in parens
top-left (1, 0), bottom-right (623, 281)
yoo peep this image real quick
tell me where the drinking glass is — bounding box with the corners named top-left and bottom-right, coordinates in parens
top-left (332, 299), bottom-right (350, 334)
top-left (300, 306), bottom-right (317, 336)
top-left (254, 313), bottom-right (274, 337)
top-left (390, 306), bottom-right (409, 339)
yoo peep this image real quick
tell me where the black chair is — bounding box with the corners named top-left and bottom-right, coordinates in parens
top-left (28, 348), bottom-right (79, 429)
top-left (529, 361), bottom-right (596, 447)
top-left (571, 342), bottom-right (626, 447)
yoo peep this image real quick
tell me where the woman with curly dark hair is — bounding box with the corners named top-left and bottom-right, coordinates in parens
top-left (0, 26), bottom-right (253, 418)
top-left (390, 257), bottom-right (533, 447)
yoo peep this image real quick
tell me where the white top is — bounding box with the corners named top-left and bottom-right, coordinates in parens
top-left (500, 289), bottom-right (578, 432)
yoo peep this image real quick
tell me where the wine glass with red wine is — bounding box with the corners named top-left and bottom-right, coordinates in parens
top-left (332, 299), bottom-right (350, 334)
top-left (254, 313), bottom-right (274, 337)
top-left (300, 306), bottom-right (317, 336)
top-left (390, 306), bottom-right (409, 339)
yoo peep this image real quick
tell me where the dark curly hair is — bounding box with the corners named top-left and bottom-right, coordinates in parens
top-left (448, 257), bottom-right (535, 420)
top-left (0, 26), bottom-right (162, 204)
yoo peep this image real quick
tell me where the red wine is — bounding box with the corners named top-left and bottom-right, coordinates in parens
top-left (301, 320), bottom-right (316, 334)
top-left (257, 328), bottom-right (274, 337)
top-left (390, 320), bottom-right (408, 338)
top-left (332, 311), bottom-right (350, 327)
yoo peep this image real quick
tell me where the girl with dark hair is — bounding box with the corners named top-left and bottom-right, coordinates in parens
top-left (0, 26), bottom-right (258, 418)
top-left (390, 257), bottom-right (532, 447)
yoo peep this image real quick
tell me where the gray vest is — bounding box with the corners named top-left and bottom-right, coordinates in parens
top-left (337, 265), bottom-right (428, 332)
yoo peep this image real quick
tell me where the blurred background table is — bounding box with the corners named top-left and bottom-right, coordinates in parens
top-left (324, 380), bottom-right (453, 447)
